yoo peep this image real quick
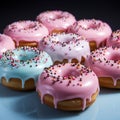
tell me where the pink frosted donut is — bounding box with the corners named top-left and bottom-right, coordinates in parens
top-left (68, 19), bottom-right (112, 50)
top-left (107, 30), bottom-right (120, 47)
top-left (0, 34), bottom-right (15, 58)
top-left (39, 33), bottom-right (90, 63)
top-left (4, 20), bottom-right (49, 47)
top-left (36, 10), bottom-right (76, 33)
top-left (36, 63), bottom-right (99, 111)
top-left (87, 46), bottom-right (120, 88)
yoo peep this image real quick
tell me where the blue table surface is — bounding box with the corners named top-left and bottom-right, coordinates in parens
top-left (0, 84), bottom-right (120, 120)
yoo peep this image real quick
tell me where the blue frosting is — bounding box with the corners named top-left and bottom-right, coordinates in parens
top-left (0, 46), bottom-right (53, 88)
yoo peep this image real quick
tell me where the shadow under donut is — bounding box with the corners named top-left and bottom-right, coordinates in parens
top-left (11, 92), bottom-right (79, 119)
top-left (99, 87), bottom-right (120, 95)
top-left (0, 84), bottom-right (30, 97)
top-left (9, 91), bottom-right (100, 120)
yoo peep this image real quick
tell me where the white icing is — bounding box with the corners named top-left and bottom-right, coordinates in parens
top-left (39, 33), bottom-right (90, 62)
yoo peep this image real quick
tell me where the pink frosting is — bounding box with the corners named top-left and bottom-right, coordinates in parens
top-left (107, 30), bottom-right (120, 47)
top-left (36, 63), bottom-right (99, 110)
top-left (68, 19), bottom-right (112, 47)
top-left (4, 20), bottom-right (49, 46)
top-left (87, 46), bottom-right (120, 86)
top-left (36, 10), bottom-right (76, 33)
top-left (0, 34), bottom-right (15, 58)
top-left (39, 33), bottom-right (90, 62)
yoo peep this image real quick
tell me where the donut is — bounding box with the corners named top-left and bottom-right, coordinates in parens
top-left (36, 10), bottom-right (76, 33)
top-left (86, 46), bottom-right (120, 88)
top-left (39, 33), bottom-right (90, 64)
top-left (36, 62), bottom-right (99, 111)
top-left (0, 34), bottom-right (15, 58)
top-left (0, 46), bottom-right (53, 90)
top-left (68, 19), bottom-right (112, 51)
top-left (4, 20), bottom-right (49, 47)
top-left (107, 29), bottom-right (120, 47)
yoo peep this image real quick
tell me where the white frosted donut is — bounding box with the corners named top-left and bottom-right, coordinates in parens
top-left (39, 33), bottom-right (90, 63)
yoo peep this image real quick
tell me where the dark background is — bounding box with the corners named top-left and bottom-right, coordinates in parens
top-left (0, 0), bottom-right (119, 33)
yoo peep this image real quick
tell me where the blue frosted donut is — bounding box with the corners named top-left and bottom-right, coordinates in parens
top-left (0, 46), bottom-right (53, 90)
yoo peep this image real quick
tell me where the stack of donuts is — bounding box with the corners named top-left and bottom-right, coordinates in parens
top-left (0, 10), bottom-right (119, 111)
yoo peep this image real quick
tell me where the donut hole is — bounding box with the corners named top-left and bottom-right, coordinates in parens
top-left (88, 23), bottom-right (99, 29)
top-left (55, 15), bottom-right (63, 19)
top-left (13, 51), bottom-right (36, 62)
top-left (24, 23), bottom-right (36, 30)
top-left (62, 69), bottom-right (80, 78)
top-left (18, 22), bottom-right (36, 30)
top-left (83, 22), bottom-right (100, 30)
top-left (56, 34), bottom-right (77, 43)
top-left (109, 54), bottom-right (120, 62)
top-left (50, 13), bottom-right (63, 20)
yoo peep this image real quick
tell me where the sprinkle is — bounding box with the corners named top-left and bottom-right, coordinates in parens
top-left (0, 46), bottom-right (49, 69)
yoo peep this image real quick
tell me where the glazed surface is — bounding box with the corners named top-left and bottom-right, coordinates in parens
top-left (87, 46), bottom-right (120, 86)
top-left (4, 20), bottom-right (49, 46)
top-left (0, 46), bottom-right (53, 88)
top-left (36, 10), bottom-right (76, 33)
top-left (68, 19), bottom-right (112, 47)
top-left (39, 33), bottom-right (90, 62)
top-left (36, 63), bottom-right (99, 110)
top-left (107, 30), bottom-right (120, 47)
top-left (0, 34), bottom-right (15, 57)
